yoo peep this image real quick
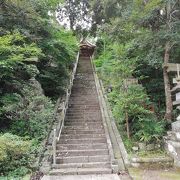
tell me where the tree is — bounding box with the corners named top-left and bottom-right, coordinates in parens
top-left (100, 0), bottom-right (180, 121)
top-left (56, 0), bottom-right (91, 32)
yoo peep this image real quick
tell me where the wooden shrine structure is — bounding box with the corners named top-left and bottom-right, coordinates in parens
top-left (79, 39), bottom-right (96, 57)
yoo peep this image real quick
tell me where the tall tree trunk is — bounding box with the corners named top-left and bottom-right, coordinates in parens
top-left (163, 42), bottom-right (173, 122)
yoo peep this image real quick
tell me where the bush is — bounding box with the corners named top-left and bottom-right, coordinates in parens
top-left (0, 133), bottom-right (32, 176)
top-left (133, 116), bottom-right (165, 143)
top-left (7, 86), bottom-right (54, 140)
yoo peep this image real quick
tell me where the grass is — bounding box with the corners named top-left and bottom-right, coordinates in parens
top-left (129, 168), bottom-right (180, 180)
top-left (137, 149), bottom-right (167, 158)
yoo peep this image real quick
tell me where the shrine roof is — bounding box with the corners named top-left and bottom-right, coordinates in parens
top-left (79, 39), bottom-right (96, 48)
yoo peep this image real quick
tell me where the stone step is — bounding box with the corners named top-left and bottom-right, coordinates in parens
top-left (71, 88), bottom-right (96, 90)
top-left (59, 138), bottom-right (107, 144)
top-left (66, 115), bottom-right (102, 119)
top-left (70, 97), bottom-right (97, 99)
top-left (75, 77), bottom-right (94, 80)
top-left (52, 162), bottom-right (111, 169)
top-left (166, 140), bottom-right (180, 148)
top-left (63, 124), bottom-right (103, 129)
top-left (69, 100), bottom-right (98, 103)
top-left (70, 95), bottom-right (97, 98)
top-left (68, 106), bottom-right (100, 109)
top-left (72, 84), bottom-right (96, 87)
top-left (66, 110), bottom-right (101, 113)
top-left (56, 155), bottom-right (110, 164)
top-left (66, 112), bottom-right (101, 116)
top-left (68, 104), bottom-right (99, 107)
top-left (62, 129), bottom-right (105, 135)
top-left (73, 82), bottom-right (95, 85)
top-left (73, 79), bottom-right (94, 82)
top-left (65, 119), bottom-right (102, 122)
top-left (166, 131), bottom-right (180, 142)
top-left (68, 105), bottom-right (101, 109)
top-left (56, 149), bottom-right (109, 157)
top-left (66, 113), bottom-right (101, 116)
top-left (76, 70), bottom-right (93, 73)
top-left (70, 94), bottom-right (97, 97)
top-left (65, 119), bottom-right (102, 123)
top-left (60, 133), bottom-right (106, 139)
top-left (63, 126), bottom-right (103, 131)
top-left (56, 143), bottom-right (108, 150)
top-left (71, 87), bottom-right (96, 90)
top-left (69, 102), bottom-right (99, 105)
top-left (49, 167), bottom-right (112, 175)
top-left (73, 76), bottom-right (94, 78)
top-left (69, 98), bottom-right (99, 105)
top-left (64, 122), bottom-right (103, 127)
top-left (69, 101), bottom-right (98, 104)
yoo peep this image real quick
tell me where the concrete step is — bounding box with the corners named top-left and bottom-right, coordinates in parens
top-left (59, 138), bottom-right (107, 144)
top-left (69, 100), bottom-right (99, 103)
top-left (60, 133), bottom-right (106, 139)
top-left (64, 125), bottom-right (104, 130)
top-left (64, 122), bottom-right (103, 127)
top-left (70, 95), bottom-right (97, 98)
top-left (65, 117), bottom-right (102, 121)
top-left (67, 107), bottom-right (100, 110)
top-left (166, 131), bottom-right (180, 142)
top-left (65, 119), bottom-right (103, 123)
top-left (63, 126), bottom-right (104, 131)
top-left (67, 110), bottom-right (100, 113)
top-left (62, 129), bottom-right (105, 135)
top-left (66, 113), bottom-right (101, 116)
top-left (67, 107), bottom-right (100, 111)
top-left (66, 114), bottom-right (102, 117)
top-left (49, 167), bottom-right (112, 175)
top-left (56, 155), bottom-right (110, 164)
top-left (56, 143), bottom-right (108, 150)
top-left (69, 103), bottom-right (99, 106)
top-left (56, 149), bottom-right (109, 157)
top-left (70, 97), bottom-right (98, 100)
top-left (52, 162), bottom-right (111, 169)
top-left (67, 109), bottom-right (100, 111)
top-left (66, 111), bottom-right (101, 113)
top-left (68, 104), bottom-right (98, 107)
top-left (70, 94), bottom-right (97, 97)
top-left (66, 111), bottom-right (101, 114)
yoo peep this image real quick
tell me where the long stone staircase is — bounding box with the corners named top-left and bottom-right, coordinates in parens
top-left (50, 55), bottom-right (113, 175)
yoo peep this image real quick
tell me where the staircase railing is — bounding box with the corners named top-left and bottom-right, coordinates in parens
top-left (52, 52), bottom-right (79, 165)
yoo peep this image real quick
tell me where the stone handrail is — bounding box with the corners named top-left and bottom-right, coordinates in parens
top-left (52, 52), bottom-right (79, 165)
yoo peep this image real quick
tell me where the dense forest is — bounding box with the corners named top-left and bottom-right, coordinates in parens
top-left (0, 0), bottom-right (180, 178)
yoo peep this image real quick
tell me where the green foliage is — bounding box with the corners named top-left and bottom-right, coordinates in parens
top-left (37, 28), bottom-right (78, 98)
top-left (0, 31), bottom-right (42, 78)
top-left (113, 85), bottom-right (151, 122)
top-left (0, 0), bottom-right (78, 177)
top-left (1, 85), bottom-right (54, 140)
top-left (0, 133), bottom-right (31, 176)
top-left (133, 116), bottom-right (165, 143)
top-left (94, 38), bottom-right (166, 144)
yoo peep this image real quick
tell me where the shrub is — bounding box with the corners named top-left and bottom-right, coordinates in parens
top-left (0, 133), bottom-right (31, 176)
top-left (133, 116), bottom-right (165, 143)
top-left (8, 86), bottom-right (54, 140)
